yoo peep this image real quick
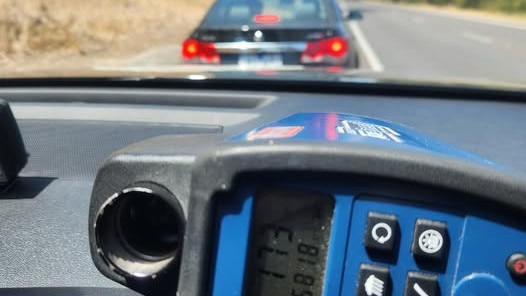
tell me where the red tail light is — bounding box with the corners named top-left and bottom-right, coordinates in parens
top-left (253, 14), bottom-right (281, 24)
top-left (182, 39), bottom-right (220, 64)
top-left (301, 37), bottom-right (349, 64)
top-left (327, 37), bottom-right (347, 57)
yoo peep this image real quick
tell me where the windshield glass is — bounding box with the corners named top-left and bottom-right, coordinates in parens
top-left (1, 0), bottom-right (526, 87)
top-left (202, 0), bottom-right (332, 28)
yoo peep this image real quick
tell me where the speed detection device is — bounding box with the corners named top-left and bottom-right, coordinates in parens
top-left (88, 113), bottom-right (526, 296)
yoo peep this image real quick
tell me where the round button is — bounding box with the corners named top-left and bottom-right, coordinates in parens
top-left (507, 253), bottom-right (526, 278)
top-left (418, 229), bottom-right (444, 254)
top-left (454, 273), bottom-right (509, 296)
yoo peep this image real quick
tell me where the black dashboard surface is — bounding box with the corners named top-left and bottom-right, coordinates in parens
top-left (1, 86), bottom-right (525, 292)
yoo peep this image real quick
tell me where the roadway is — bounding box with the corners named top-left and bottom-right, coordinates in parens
top-left (345, 1), bottom-right (526, 84)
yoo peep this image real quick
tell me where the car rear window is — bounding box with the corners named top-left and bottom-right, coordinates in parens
top-left (202, 0), bottom-right (333, 28)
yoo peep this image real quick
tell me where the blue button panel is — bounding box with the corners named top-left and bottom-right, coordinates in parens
top-left (342, 198), bottom-right (464, 296)
top-left (210, 189), bottom-right (526, 296)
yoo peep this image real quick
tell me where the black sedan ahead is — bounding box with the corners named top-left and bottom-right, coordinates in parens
top-left (181, 0), bottom-right (359, 69)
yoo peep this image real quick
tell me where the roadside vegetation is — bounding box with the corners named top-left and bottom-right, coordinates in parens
top-left (390, 0), bottom-right (526, 14)
top-left (0, 0), bottom-right (213, 67)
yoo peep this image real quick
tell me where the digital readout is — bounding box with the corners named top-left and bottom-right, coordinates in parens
top-left (244, 190), bottom-right (335, 296)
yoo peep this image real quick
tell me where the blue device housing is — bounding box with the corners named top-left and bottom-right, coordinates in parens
top-left (209, 113), bottom-right (525, 296)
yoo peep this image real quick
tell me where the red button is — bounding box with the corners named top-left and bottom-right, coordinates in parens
top-left (513, 259), bottom-right (526, 274)
top-left (506, 253), bottom-right (526, 278)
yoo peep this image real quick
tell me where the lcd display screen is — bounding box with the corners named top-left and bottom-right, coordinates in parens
top-left (244, 190), bottom-right (335, 296)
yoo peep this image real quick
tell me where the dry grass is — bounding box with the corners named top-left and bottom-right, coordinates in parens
top-left (0, 0), bottom-right (213, 68)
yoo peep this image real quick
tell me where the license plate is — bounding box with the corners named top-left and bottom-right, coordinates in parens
top-left (238, 54), bottom-right (283, 68)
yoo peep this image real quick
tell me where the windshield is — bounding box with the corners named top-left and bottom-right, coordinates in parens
top-left (1, 0), bottom-right (526, 87)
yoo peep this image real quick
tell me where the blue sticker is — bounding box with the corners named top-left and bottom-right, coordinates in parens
top-left (231, 112), bottom-right (495, 166)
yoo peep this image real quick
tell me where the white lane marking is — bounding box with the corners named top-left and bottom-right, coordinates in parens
top-left (368, 2), bottom-right (526, 31)
top-left (348, 21), bottom-right (385, 72)
top-left (462, 31), bottom-right (494, 44)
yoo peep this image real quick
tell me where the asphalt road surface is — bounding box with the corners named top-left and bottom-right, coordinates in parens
top-left (344, 1), bottom-right (526, 84)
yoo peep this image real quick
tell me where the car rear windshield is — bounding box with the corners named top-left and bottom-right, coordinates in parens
top-left (202, 0), bottom-right (334, 28)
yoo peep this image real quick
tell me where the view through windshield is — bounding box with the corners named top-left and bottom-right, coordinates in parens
top-left (1, 0), bottom-right (525, 86)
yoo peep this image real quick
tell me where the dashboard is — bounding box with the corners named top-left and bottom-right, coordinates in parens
top-left (1, 79), bottom-right (526, 296)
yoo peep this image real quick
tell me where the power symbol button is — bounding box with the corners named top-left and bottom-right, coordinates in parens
top-left (506, 253), bottom-right (526, 278)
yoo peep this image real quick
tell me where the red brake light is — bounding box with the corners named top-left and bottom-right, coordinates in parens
top-left (182, 39), bottom-right (220, 64)
top-left (301, 37), bottom-right (349, 64)
top-left (182, 39), bottom-right (199, 60)
top-left (327, 37), bottom-right (347, 57)
top-left (253, 14), bottom-right (281, 24)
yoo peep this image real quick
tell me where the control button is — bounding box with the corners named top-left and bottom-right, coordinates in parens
top-left (506, 253), bottom-right (526, 278)
top-left (364, 212), bottom-right (399, 254)
top-left (412, 219), bottom-right (449, 263)
top-left (357, 264), bottom-right (391, 296)
top-left (404, 272), bottom-right (439, 296)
